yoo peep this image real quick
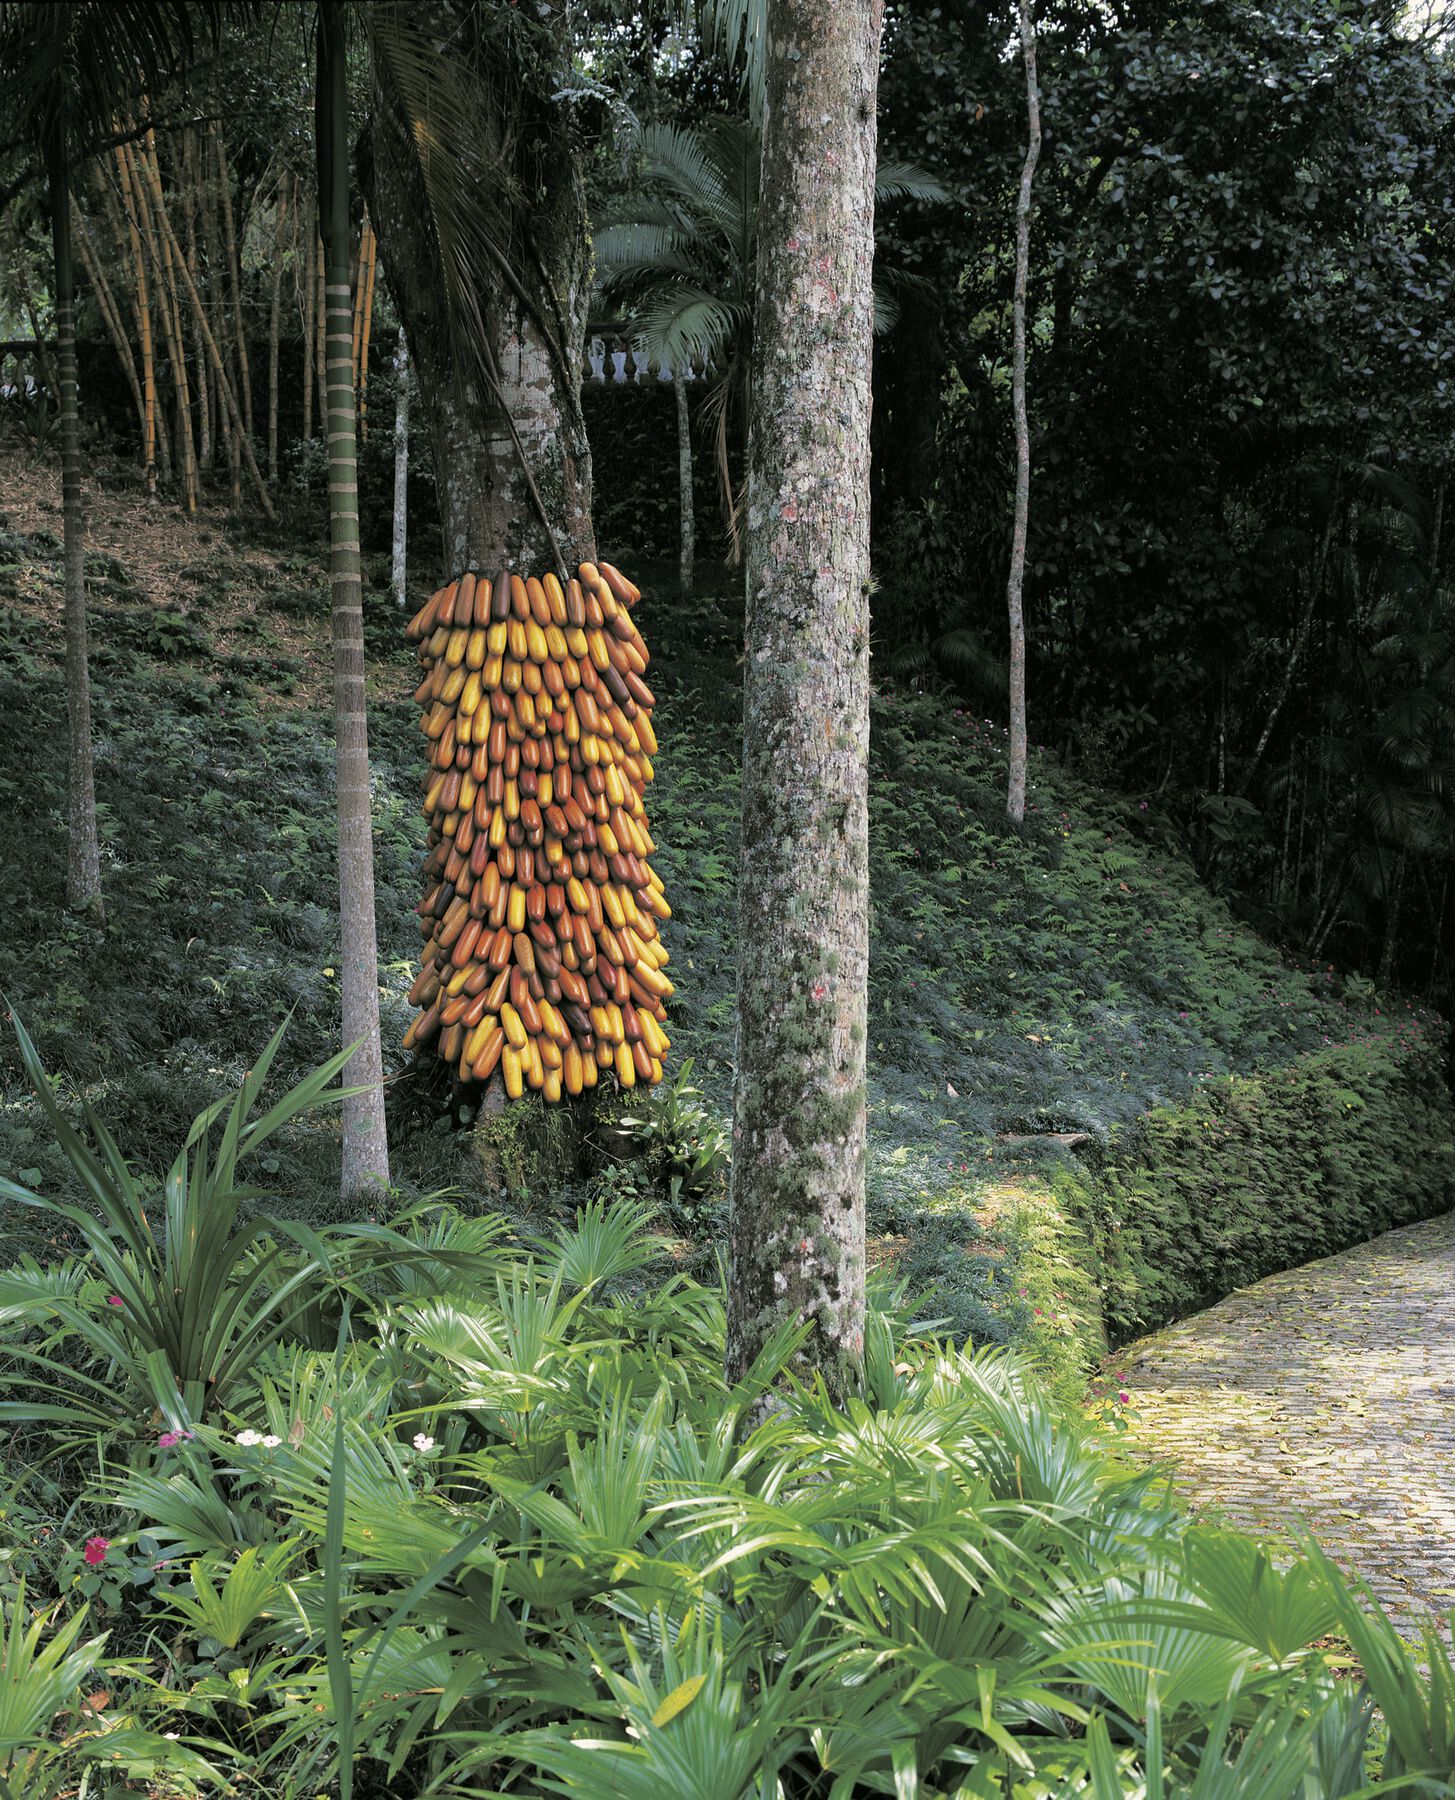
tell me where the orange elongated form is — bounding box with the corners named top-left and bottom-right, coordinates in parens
top-left (403, 563), bottom-right (669, 1100)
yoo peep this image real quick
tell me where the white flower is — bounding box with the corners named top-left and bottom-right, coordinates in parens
top-left (234, 1429), bottom-right (263, 1447)
top-left (261, 1434), bottom-right (282, 1449)
top-left (412, 1433), bottom-right (436, 1453)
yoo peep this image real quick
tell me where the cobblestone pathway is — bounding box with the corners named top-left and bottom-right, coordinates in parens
top-left (1119, 1212), bottom-right (1455, 1638)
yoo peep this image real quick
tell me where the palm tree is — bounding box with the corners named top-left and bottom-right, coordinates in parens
top-left (0, 2), bottom-right (217, 921)
top-left (315, 0), bottom-right (390, 1199)
top-left (595, 116), bottom-right (945, 564)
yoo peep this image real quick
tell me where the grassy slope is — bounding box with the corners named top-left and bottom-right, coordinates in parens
top-left (0, 445), bottom-right (1442, 1357)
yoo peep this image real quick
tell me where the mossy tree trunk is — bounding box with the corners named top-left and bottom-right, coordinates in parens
top-left (726, 0), bottom-right (883, 1404)
top-left (317, 0), bottom-right (390, 1200)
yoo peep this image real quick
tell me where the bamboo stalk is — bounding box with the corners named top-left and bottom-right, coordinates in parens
top-left (214, 124), bottom-right (254, 439)
top-left (349, 214), bottom-right (366, 389)
top-left (268, 171), bottom-right (289, 483)
top-left (180, 131), bottom-right (211, 474)
top-left (136, 137), bottom-right (276, 519)
top-left (314, 228), bottom-right (327, 439)
top-left (96, 163), bottom-right (168, 486)
top-left (72, 197), bottom-right (150, 492)
top-left (120, 138), bottom-right (197, 510)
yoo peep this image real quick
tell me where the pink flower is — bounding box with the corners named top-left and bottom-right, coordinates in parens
top-left (83, 1536), bottom-right (109, 1567)
top-left (1118, 1391), bottom-right (1130, 1404)
top-left (106, 1296), bottom-right (123, 1308)
top-left (157, 1432), bottom-right (181, 1449)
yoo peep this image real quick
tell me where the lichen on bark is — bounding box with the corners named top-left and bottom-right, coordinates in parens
top-left (726, 0), bottom-right (884, 1406)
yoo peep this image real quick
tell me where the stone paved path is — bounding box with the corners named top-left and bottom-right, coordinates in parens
top-left (1118, 1212), bottom-right (1455, 1638)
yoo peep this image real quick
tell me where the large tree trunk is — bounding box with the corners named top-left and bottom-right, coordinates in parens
top-left (1006, 0), bottom-right (1041, 828)
top-left (391, 325), bottom-right (409, 606)
top-left (317, 2), bottom-right (390, 1200)
top-left (46, 126), bottom-right (104, 922)
top-left (366, 16), bottom-right (595, 577)
top-left (725, 0), bottom-right (882, 1404)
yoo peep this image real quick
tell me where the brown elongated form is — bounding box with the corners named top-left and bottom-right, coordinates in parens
top-left (214, 124), bottom-right (253, 440)
top-left (317, 0), bottom-right (390, 1198)
top-left (726, 0), bottom-right (882, 1403)
top-left (135, 139), bottom-right (275, 518)
top-left (1006, 0), bottom-right (1041, 827)
top-left (358, 216), bottom-right (377, 440)
top-left (179, 130), bottom-right (211, 476)
top-left (268, 172), bottom-right (289, 483)
top-left (402, 560), bottom-right (670, 1103)
top-left (46, 123), bottom-right (104, 920)
top-left (300, 190), bottom-right (315, 443)
top-left (120, 137), bottom-right (197, 511)
top-left (95, 162), bottom-right (166, 488)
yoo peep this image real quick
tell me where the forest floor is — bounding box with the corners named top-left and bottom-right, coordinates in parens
top-left (1119, 1212), bottom-right (1455, 1641)
top-left (0, 432), bottom-right (1439, 1379)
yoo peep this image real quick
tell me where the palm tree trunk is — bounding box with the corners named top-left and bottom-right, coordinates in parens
top-left (674, 368), bottom-right (694, 598)
top-left (726, 0), bottom-right (883, 1403)
top-left (1005, 0), bottom-right (1041, 828)
top-left (391, 324), bottom-right (409, 606)
top-left (46, 126), bottom-right (104, 922)
top-left (268, 172), bottom-right (288, 483)
top-left (318, 0), bottom-right (390, 1200)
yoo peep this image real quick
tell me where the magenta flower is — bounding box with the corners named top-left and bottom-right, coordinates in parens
top-left (105, 1296), bottom-right (123, 1308)
top-left (83, 1536), bottom-right (109, 1567)
top-left (1118, 1391), bottom-right (1130, 1404)
top-left (157, 1431), bottom-right (181, 1449)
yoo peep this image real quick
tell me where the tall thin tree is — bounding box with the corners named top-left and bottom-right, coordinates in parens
top-left (316, 0), bottom-right (390, 1198)
top-left (1006, 0), bottom-right (1040, 828)
top-left (725, 0), bottom-right (883, 1401)
top-left (391, 325), bottom-right (409, 606)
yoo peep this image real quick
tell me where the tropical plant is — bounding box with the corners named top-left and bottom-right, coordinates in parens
top-left (595, 115), bottom-right (946, 560)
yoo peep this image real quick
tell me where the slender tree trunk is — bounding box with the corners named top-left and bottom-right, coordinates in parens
top-left (675, 368), bottom-right (694, 598)
top-left (391, 325), bottom-right (409, 606)
top-left (318, 2), bottom-right (390, 1199)
top-left (314, 230), bottom-right (327, 449)
top-left (214, 125), bottom-right (253, 440)
top-left (46, 127), bottom-right (104, 922)
top-left (268, 173), bottom-right (288, 483)
top-left (1005, 0), bottom-right (1041, 828)
top-left (300, 192), bottom-right (315, 444)
top-left (181, 133), bottom-right (212, 476)
top-left (725, 0), bottom-right (883, 1403)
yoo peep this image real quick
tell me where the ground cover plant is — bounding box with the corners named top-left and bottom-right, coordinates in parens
top-left (2, 474), bottom-right (1449, 1391)
top-left (2, 1042), bottom-right (1455, 1797)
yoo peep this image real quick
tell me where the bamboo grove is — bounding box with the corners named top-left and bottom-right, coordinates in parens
top-left (52, 121), bottom-right (379, 514)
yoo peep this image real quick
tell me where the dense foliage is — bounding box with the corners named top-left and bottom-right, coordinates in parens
top-left (3, 1050), bottom-right (1455, 1798)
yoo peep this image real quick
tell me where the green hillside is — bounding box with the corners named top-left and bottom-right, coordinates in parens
top-left (1, 465), bottom-right (1448, 1382)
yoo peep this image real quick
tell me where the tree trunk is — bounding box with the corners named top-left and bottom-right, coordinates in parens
top-left (725, 0), bottom-right (882, 1404)
top-left (367, 42), bottom-right (595, 576)
top-left (214, 125), bottom-right (253, 440)
top-left (1005, 0), bottom-right (1041, 828)
top-left (300, 192), bottom-right (315, 444)
top-left (268, 172), bottom-right (288, 483)
top-left (318, 1), bottom-right (390, 1200)
top-left (358, 218), bottom-right (377, 441)
top-left (181, 132), bottom-right (211, 478)
top-left (675, 368), bottom-right (694, 597)
top-left (314, 230), bottom-right (327, 452)
top-left (391, 325), bottom-right (409, 606)
top-left (46, 127), bottom-right (104, 922)
top-left (96, 165), bottom-right (164, 491)
top-left (122, 139), bottom-right (197, 510)
top-left (72, 198), bottom-right (148, 476)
